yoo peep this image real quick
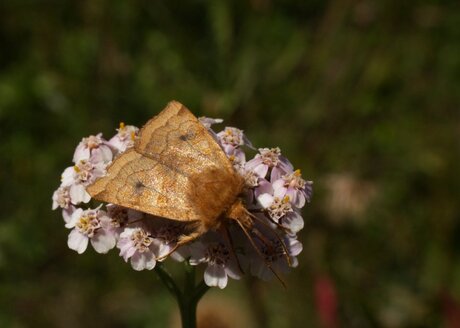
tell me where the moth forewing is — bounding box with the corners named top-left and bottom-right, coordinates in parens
top-left (86, 101), bottom-right (245, 234)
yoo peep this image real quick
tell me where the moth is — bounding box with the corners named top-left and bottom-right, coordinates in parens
top-left (87, 102), bottom-right (255, 243)
top-left (87, 101), bottom-right (289, 278)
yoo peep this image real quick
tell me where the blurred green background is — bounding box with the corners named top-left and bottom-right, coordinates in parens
top-left (1, 0), bottom-right (460, 327)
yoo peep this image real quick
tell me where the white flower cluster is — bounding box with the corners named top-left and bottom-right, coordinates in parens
top-left (52, 118), bottom-right (312, 288)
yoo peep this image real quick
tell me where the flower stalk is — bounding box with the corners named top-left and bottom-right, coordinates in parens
top-left (155, 262), bottom-right (210, 328)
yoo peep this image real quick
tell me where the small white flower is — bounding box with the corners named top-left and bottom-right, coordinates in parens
top-left (217, 127), bottom-right (252, 155)
top-left (152, 223), bottom-right (189, 261)
top-left (257, 184), bottom-right (304, 233)
top-left (66, 207), bottom-right (117, 254)
top-left (198, 117), bottom-right (223, 129)
top-left (217, 127), bottom-right (244, 147)
top-left (51, 185), bottom-right (76, 223)
top-left (272, 169), bottom-right (313, 208)
top-left (52, 186), bottom-right (71, 210)
top-left (246, 147), bottom-right (293, 180)
top-left (250, 235), bottom-right (302, 281)
top-left (227, 148), bottom-right (246, 173)
top-left (73, 133), bottom-right (113, 164)
top-left (106, 204), bottom-right (144, 236)
top-left (117, 227), bottom-right (157, 271)
top-left (108, 122), bottom-right (139, 153)
top-left (60, 158), bottom-right (107, 205)
top-left (189, 236), bottom-right (241, 289)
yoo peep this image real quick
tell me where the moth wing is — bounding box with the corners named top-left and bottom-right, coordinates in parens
top-left (133, 101), bottom-right (244, 222)
top-left (87, 101), bottom-right (244, 223)
top-left (86, 148), bottom-right (200, 221)
top-left (135, 100), bottom-right (235, 177)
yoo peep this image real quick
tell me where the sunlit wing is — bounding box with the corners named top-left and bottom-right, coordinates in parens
top-left (86, 148), bottom-right (200, 221)
top-left (135, 101), bottom-right (235, 177)
top-left (87, 101), bottom-right (244, 223)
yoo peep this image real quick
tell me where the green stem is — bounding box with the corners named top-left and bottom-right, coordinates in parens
top-left (155, 263), bottom-right (182, 300)
top-left (155, 262), bottom-right (211, 328)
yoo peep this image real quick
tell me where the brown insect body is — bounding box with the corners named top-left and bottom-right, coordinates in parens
top-left (87, 101), bottom-right (252, 247)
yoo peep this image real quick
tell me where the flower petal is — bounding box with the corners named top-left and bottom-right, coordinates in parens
top-left (69, 184), bottom-right (91, 204)
top-left (282, 212), bottom-right (304, 233)
top-left (91, 229), bottom-right (116, 254)
top-left (253, 164), bottom-right (269, 178)
top-left (130, 253), bottom-right (145, 271)
top-left (65, 208), bottom-right (83, 228)
top-left (62, 206), bottom-right (76, 224)
top-left (73, 147), bottom-right (90, 163)
top-left (60, 167), bottom-right (75, 187)
top-left (204, 264), bottom-right (228, 289)
top-left (273, 185), bottom-right (287, 199)
top-left (257, 193), bottom-right (274, 209)
top-left (68, 229), bottom-right (89, 254)
top-left (254, 179), bottom-right (273, 199)
top-left (288, 239), bottom-right (303, 257)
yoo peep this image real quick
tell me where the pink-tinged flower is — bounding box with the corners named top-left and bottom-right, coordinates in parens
top-left (217, 127), bottom-right (253, 155)
top-left (108, 122), bottom-right (139, 154)
top-left (117, 227), bottom-right (157, 271)
top-left (198, 116), bottom-right (223, 129)
top-left (272, 169), bottom-right (313, 208)
top-left (240, 169), bottom-right (262, 206)
top-left (250, 235), bottom-right (302, 281)
top-left (243, 169), bottom-right (259, 189)
top-left (140, 216), bottom-right (191, 262)
top-left (217, 127), bottom-right (243, 147)
top-left (73, 133), bottom-right (113, 164)
top-left (66, 207), bottom-right (117, 254)
top-left (257, 184), bottom-right (304, 233)
top-left (151, 223), bottom-right (189, 262)
top-left (227, 148), bottom-right (246, 173)
top-left (246, 147), bottom-right (293, 181)
top-left (106, 204), bottom-right (143, 236)
top-left (189, 236), bottom-right (241, 289)
top-left (51, 185), bottom-right (76, 223)
top-left (52, 185), bottom-right (71, 210)
top-left (60, 158), bottom-right (107, 205)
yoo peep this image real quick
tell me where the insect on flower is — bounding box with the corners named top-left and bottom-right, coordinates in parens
top-left (86, 101), bottom-right (293, 281)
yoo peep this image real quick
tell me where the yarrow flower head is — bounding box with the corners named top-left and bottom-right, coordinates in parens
top-left (246, 147), bottom-right (293, 181)
top-left (250, 234), bottom-right (303, 281)
top-left (273, 169), bottom-right (313, 208)
top-left (65, 207), bottom-right (117, 254)
top-left (108, 122), bottom-right (139, 153)
top-left (60, 157), bottom-right (107, 205)
top-left (52, 109), bottom-right (312, 289)
top-left (73, 133), bottom-right (113, 164)
top-left (117, 226), bottom-right (158, 271)
top-left (189, 234), bottom-right (241, 289)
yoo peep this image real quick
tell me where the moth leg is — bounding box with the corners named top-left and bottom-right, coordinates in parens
top-left (156, 222), bottom-right (206, 261)
top-left (219, 225), bottom-right (244, 275)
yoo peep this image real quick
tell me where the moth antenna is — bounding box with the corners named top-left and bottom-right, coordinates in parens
top-left (233, 218), bottom-right (287, 289)
top-left (126, 218), bottom-right (146, 225)
top-left (246, 210), bottom-right (292, 267)
top-left (250, 208), bottom-right (292, 235)
top-left (219, 225), bottom-right (245, 275)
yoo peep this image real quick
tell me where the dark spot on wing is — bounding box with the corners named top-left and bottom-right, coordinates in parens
top-left (179, 130), bottom-right (195, 141)
top-left (135, 181), bottom-right (145, 193)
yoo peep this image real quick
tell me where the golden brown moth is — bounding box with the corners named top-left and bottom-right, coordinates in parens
top-left (86, 101), bottom-right (256, 248)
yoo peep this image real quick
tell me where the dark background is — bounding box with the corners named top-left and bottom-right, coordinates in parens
top-left (1, 1), bottom-right (459, 327)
